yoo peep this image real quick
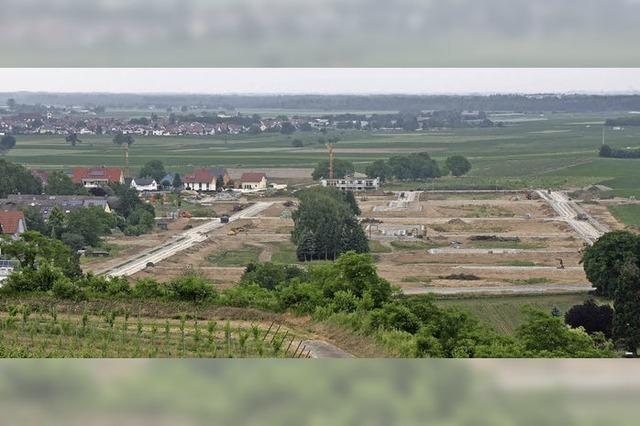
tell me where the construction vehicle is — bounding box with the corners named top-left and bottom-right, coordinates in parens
top-left (220, 214), bottom-right (230, 223)
top-left (575, 213), bottom-right (589, 221)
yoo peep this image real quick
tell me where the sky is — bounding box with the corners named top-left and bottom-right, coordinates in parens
top-left (0, 68), bottom-right (639, 95)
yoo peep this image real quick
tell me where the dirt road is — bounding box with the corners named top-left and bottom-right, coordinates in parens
top-left (536, 190), bottom-right (608, 244)
top-left (302, 340), bottom-right (354, 358)
top-left (100, 202), bottom-right (273, 277)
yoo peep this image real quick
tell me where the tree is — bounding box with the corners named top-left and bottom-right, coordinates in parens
top-left (173, 173), bottom-right (183, 189)
top-left (46, 170), bottom-right (82, 195)
top-left (0, 159), bottom-right (42, 197)
top-left (66, 206), bottom-right (115, 247)
top-left (47, 206), bottom-right (66, 239)
top-left (599, 144), bottom-right (612, 158)
top-left (445, 155), bottom-right (472, 177)
top-left (22, 207), bottom-right (48, 235)
top-left (516, 307), bottom-right (612, 357)
top-left (65, 133), bottom-right (82, 147)
top-left (7, 98), bottom-right (16, 110)
top-left (139, 159), bottom-right (166, 183)
top-left (581, 231), bottom-right (640, 298)
top-left (0, 134), bottom-right (17, 153)
top-left (564, 299), bottom-right (614, 338)
top-left (292, 139), bottom-right (304, 148)
top-left (613, 260), bottom-right (640, 355)
top-left (292, 187), bottom-right (369, 261)
top-left (312, 159), bottom-right (355, 180)
top-left (365, 160), bottom-right (391, 182)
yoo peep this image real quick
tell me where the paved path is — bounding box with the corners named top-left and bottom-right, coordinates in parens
top-left (455, 265), bottom-right (583, 271)
top-left (99, 202), bottom-right (273, 277)
top-left (404, 284), bottom-right (594, 296)
top-left (536, 190), bottom-right (608, 245)
top-left (302, 340), bottom-right (354, 358)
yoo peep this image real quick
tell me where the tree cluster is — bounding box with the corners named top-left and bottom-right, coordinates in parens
top-left (311, 159), bottom-right (355, 180)
top-left (0, 159), bottom-right (42, 197)
top-left (582, 231), bottom-right (640, 354)
top-left (599, 144), bottom-right (640, 159)
top-left (365, 153), bottom-right (442, 181)
top-left (291, 187), bottom-right (368, 261)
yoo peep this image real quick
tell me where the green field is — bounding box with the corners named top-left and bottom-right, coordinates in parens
top-left (6, 112), bottom-right (640, 195)
top-left (436, 293), bottom-right (597, 335)
top-left (608, 204), bottom-right (640, 228)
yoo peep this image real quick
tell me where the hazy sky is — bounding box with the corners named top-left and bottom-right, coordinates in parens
top-left (0, 68), bottom-right (638, 94)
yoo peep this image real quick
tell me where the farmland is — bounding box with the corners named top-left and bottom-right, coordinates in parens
top-left (5, 112), bottom-right (640, 196)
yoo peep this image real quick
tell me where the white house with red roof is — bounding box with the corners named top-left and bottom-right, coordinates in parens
top-left (240, 172), bottom-right (268, 191)
top-left (72, 167), bottom-right (124, 188)
top-left (0, 210), bottom-right (26, 239)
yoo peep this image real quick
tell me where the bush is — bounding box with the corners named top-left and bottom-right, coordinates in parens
top-left (2, 263), bottom-right (65, 293)
top-left (564, 299), bottom-right (614, 338)
top-left (52, 277), bottom-right (85, 301)
top-left (169, 274), bottom-right (215, 302)
top-left (329, 290), bottom-right (359, 313)
top-left (220, 283), bottom-right (279, 311)
top-left (416, 327), bottom-right (444, 357)
top-left (242, 262), bottom-right (308, 290)
top-left (106, 277), bottom-right (132, 297)
top-left (367, 303), bottom-right (421, 334)
top-left (277, 281), bottom-right (324, 314)
top-left (132, 278), bottom-right (169, 299)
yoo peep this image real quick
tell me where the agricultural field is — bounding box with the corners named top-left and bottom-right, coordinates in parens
top-left (5, 112), bottom-right (640, 195)
top-left (0, 304), bottom-right (308, 358)
top-left (436, 293), bottom-right (597, 335)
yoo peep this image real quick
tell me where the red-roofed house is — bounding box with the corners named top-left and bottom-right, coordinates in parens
top-left (183, 168), bottom-right (217, 192)
top-left (240, 172), bottom-right (268, 191)
top-left (0, 211), bottom-right (26, 239)
top-left (72, 167), bottom-right (124, 188)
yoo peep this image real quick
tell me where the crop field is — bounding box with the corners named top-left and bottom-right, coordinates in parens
top-left (608, 204), bottom-right (640, 228)
top-left (436, 293), bottom-right (595, 334)
top-left (6, 112), bottom-right (640, 194)
top-left (0, 304), bottom-right (304, 358)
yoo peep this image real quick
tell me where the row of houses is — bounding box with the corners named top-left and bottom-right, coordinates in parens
top-left (67, 166), bottom-right (269, 193)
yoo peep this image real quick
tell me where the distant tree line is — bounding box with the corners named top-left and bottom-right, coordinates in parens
top-left (599, 144), bottom-right (640, 159)
top-left (291, 187), bottom-right (368, 261)
top-left (365, 153), bottom-right (471, 181)
top-left (605, 116), bottom-right (640, 127)
top-left (8, 93), bottom-right (640, 113)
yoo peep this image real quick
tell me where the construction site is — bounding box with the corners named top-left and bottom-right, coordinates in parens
top-left (81, 180), bottom-right (623, 297)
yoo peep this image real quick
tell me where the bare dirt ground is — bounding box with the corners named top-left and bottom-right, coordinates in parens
top-left (93, 191), bottom-right (623, 297)
top-left (362, 192), bottom-right (597, 294)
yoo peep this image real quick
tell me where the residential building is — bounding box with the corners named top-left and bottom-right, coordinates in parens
top-left (0, 210), bottom-right (26, 239)
top-left (0, 195), bottom-right (112, 220)
top-left (72, 167), bottom-right (124, 188)
top-left (130, 178), bottom-right (158, 192)
top-left (320, 176), bottom-right (380, 192)
top-left (183, 168), bottom-right (217, 192)
top-left (240, 172), bottom-right (268, 191)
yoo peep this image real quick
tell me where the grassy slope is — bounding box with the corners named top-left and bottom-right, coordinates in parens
top-left (436, 293), bottom-right (596, 335)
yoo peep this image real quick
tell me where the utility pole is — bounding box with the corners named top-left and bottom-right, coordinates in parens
top-left (602, 126), bottom-right (605, 145)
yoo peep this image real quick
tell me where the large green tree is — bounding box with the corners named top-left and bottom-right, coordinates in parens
top-left (581, 231), bottom-right (640, 298)
top-left (365, 160), bottom-right (391, 182)
top-left (312, 159), bottom-right (355, 180)
top-left (139, 160), bottom-right (166, 183)
top-left (292, 187), bottom-right (368, 261)
top-left (46, 170), bottom-right (84, 195)
top-left (613, 260), bottom-right (640, 355)
top-left (445, 155), bottom-right (472, 177)
top-left (0, 159), bottom-right (42, 197)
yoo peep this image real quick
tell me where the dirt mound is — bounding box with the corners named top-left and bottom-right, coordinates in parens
top-left (447, 218), bottom-right (468, 225)
top-left (470, 235), bottom-right (521, 242)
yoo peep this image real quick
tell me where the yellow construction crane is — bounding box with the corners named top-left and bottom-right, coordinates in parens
top-left (326, 143), bottom-right (334, 179)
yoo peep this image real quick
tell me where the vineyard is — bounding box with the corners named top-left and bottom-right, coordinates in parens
top-left (0, 305), bottom-right (307, 358)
